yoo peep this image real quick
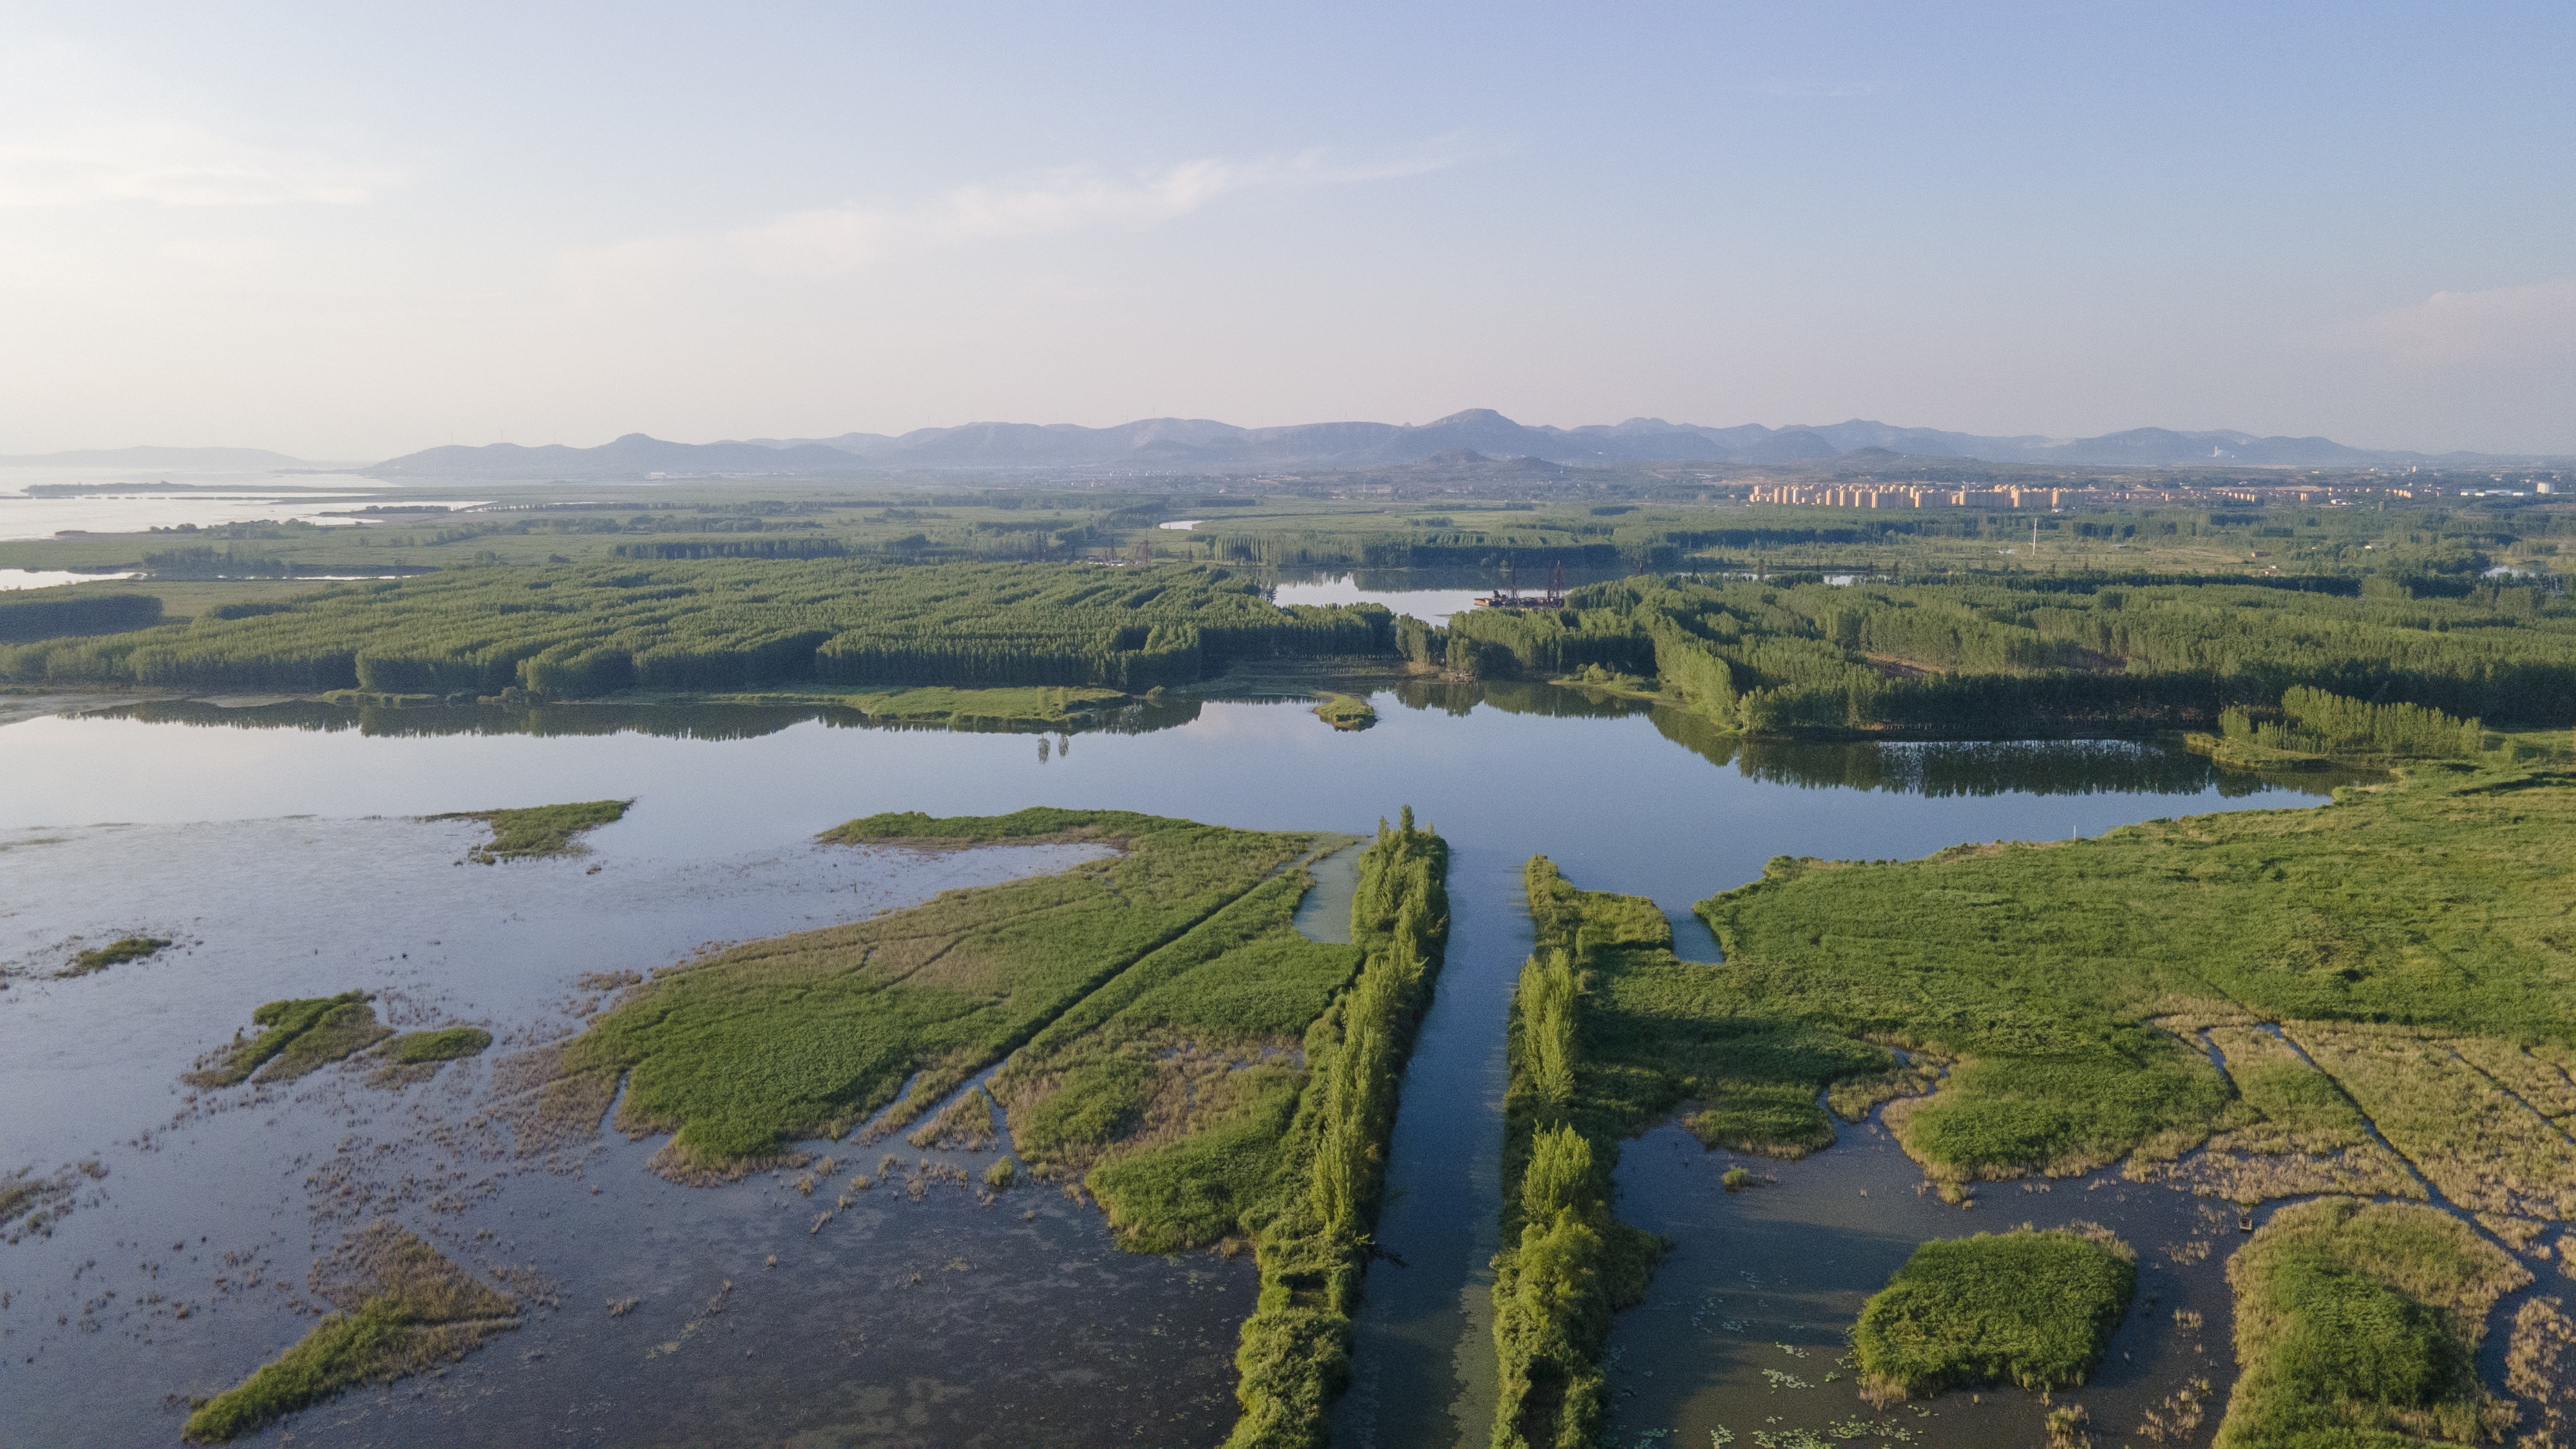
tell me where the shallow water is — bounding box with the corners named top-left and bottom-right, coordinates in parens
top-left (1601, 1119), bottom-right (2243, 1449)
top-left (0, 470), bottom-right (395, 540)
top-left (0, 683), bottom-right (2336, 1446)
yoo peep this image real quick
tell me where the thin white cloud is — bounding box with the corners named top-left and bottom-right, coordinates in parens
top-left (0, 44), bottom-right (381, 207)
top-left (559, 145), bottom-right (1461, 293)
top-left (2358, 278), bottom-right (2576, 368)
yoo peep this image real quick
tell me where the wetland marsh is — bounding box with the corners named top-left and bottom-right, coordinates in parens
top-left (0, 666), bottom-right (2551, 1448)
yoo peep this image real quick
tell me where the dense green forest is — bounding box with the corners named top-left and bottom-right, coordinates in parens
top-left (0, 559), bottom-right (1388, 695)
top-left (9, 515), bottom-right (2572, 748)
top-left (1425, 573), bottom-right (2576, 732)
top-left (0, 590), bottom-right (160, 643)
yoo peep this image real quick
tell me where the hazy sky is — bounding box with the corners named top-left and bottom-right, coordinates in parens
top-left (5, 3), bottom-right (2572, 459)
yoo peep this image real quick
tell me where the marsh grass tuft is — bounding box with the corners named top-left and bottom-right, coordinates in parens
top-left (60, 935), bottom-right (171, 978)
top-left (2213, 1198), bottom-right (2526, 1449)
top-left (184, 993), bottom-right (388, 1088)
top-left (1311, 692), bottom-right (1377, 730)
top-left (370, 1025), bottom-right (494, 1087)
top-left (1851, 1224), bottom-right (2137, 1399)
top-left (181, 1222), bottom-right (516, 1443)
top-left (432, 798), bottom-right (632, 862)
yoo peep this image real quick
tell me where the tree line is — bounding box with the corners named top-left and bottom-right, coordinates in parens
top-left (1421, 574), bottom-right (2576, 733)
top-left (0, 560), bottom-right (1392, 697)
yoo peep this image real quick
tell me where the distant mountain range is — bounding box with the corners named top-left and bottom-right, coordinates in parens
top-left (26, 414), bottom-right (2557, 482)
top-left (360, 410), bottom-right (2564, 480)
top-left (0, 446), bottom-right (319, 469)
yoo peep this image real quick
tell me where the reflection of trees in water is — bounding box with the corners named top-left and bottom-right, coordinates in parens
top-left (88, 688), bottom-right (2356, 800)
top-left (1665, 715), bottom-right (2354, 799)
top-left (1388, 677), bottom-right (1638, 721)
top-left (85, 696), bottom-right (1205, 742)
top-left (1383, 678), bottom-right (2353, 799)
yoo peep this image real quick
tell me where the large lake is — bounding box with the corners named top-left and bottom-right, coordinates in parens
top-left (0, 677), bottom-right (2336, 1447)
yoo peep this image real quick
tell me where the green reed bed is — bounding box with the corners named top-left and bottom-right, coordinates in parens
top-left (431, 797), bottom-right (630, 861)
top-left (1695, 763), bottom-right (2576, 1185)
top-left (2214, 1198), bottom-right (2526, 1449)
top-left (183, 1222), bottom-right (517, 1443)
top-left (185, 992), bottom-right (386, 1088)
top-left (1852, 1225), bottom-right (2136, 1401)
top-left (544, 808), bottom-right (1332, 1176)
top-left (992, 860), bottom-right (1365, 1251)
top-left (60, 934), bottom-right (171, 977)
top-left (1226, 813), bottom-right (1448, 1449)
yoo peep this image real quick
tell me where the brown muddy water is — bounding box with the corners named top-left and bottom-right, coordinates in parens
top-left (0, 681), bottom-right (2344, 1446)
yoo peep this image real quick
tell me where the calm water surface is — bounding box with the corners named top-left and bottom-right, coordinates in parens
top-left (0, 681), bottom-right (2334, 1447)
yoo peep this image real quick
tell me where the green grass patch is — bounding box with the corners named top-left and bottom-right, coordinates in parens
top-left (60, 934), bottom-right (171, 977)
top-left (2215, 1198), bottom-right (2526, 1449)
top-left (185, 992), bottom-right (385, 1088)
top-left (432, 798), bottom-right (631, 862)
top-left (553, 808), bottom-right (1336, 1176)
top-left (1696, 763), bottom-right (2576, 1182)
top-left (1311, 692), bottom-right (1376, 730)
top-left (183, 1222), bottom-right (516, 1443)
top-left (841, 684), bottom-right (1128, 726)
top-left (1852, 1224), bottom-right (2137, 1398)
top-left (384, 1026), bottom-right (493, 1064)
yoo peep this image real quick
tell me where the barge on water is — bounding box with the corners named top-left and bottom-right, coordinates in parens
top-left (1471, 558), bottom-right (1567, 611)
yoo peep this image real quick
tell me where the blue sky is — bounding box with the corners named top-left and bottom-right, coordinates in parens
top-left (5, 3), bottom-right (2571, 457)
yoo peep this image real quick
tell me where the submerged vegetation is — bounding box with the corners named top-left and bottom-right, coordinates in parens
top-left (1851, 1225), bottom-right (2136, 1400)
top-left (2214, 1198), bottom-right (2525, 1449)
top-left (432, 798), bottom-right (631, 861)
top-left (1696, 762), bottom-right (2576, 1184)
top-left (185, 993), bottom-right (389, 1088)
top-left (182, 1222), bottom-right (518, 1443)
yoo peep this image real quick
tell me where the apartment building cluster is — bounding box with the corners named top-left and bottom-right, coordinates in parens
top-left (1745, 483), bottom-right (2072, 510)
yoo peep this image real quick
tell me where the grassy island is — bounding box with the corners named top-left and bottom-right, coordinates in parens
top-left (1852, 1225), bottom-right (2137, 1400)
top-left (61, 934), bottom-right (171, 977)
top-left (1311, 692), bottom-right (1376, 730)
top-left (431, 798), bottom-right (630, 861)
top-left (184, 1222), bottom-right (518, 1443)
top-left (185, 993), bottom-right (391, 1087)
top-left (521, 805), bottom-right (1448, 1448)
top-left (2214, 1198), bottom-right (2524, 1449)
top-left (540, 808), bottom-right (1341, 1175)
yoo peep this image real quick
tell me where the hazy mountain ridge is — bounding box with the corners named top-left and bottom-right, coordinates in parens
top-left (0, 446), bottom-right (320, 469)
top-left (366, 409), bottom-right (2562, 480)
